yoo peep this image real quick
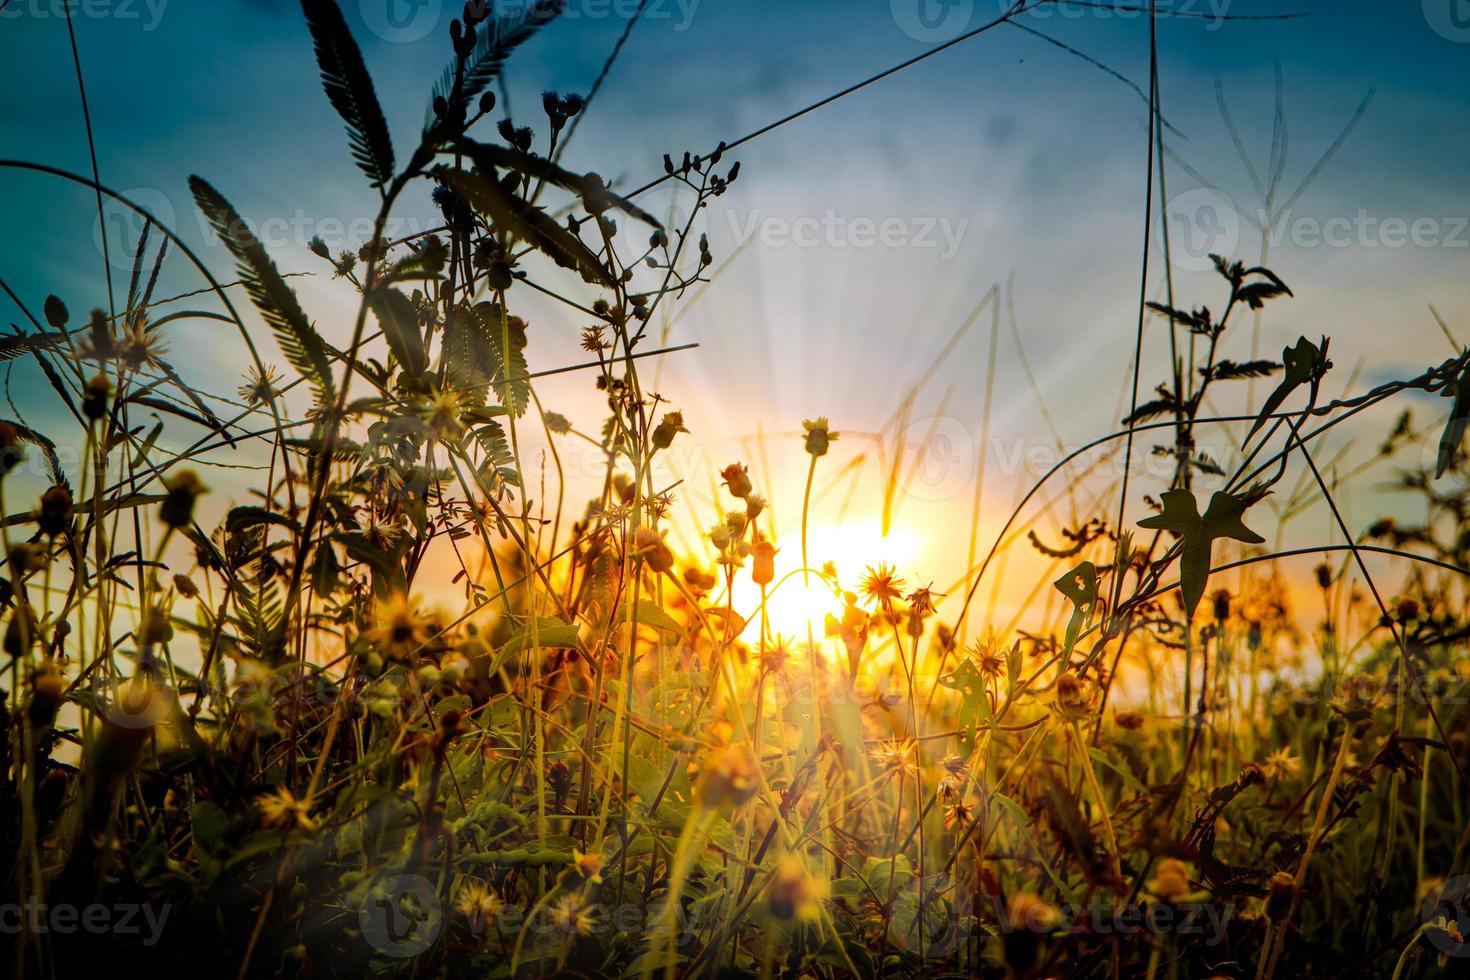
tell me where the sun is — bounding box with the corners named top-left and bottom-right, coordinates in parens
top-left (730, 521), bottom-right (921, 643)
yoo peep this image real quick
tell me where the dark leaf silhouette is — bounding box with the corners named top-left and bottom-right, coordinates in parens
top-left (189, 176), bottom-right (336, 403)
top-left (453, 138), bottom-right (661, 227)
top-left (440, 167), bottom-right (615, 288)
top-left (1138, 488), bottom-right (1265, 617)
top-left (1435, 365), bottom-right (1470, 479)
top-left (367, 286), bottom-right (427, 377)
top-left (302, 0), bottom-right (396, 189)
top-left (1054, 560), bottom-right (1098, 656)
top-left (1248, 336), bottom-right (1328, 439)
top-left (430, 0), bottom-right (564, 119)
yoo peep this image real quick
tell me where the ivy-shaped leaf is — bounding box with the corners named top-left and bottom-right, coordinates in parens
top-left (1053, 561), bottom-right (1098, 656)
top-left (1138, 489), bottom-right (1264, 617)
top-left (1248, 335), bottom-right (1329, 439)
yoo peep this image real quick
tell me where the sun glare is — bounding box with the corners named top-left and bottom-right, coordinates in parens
top-left (730, 522), bottom-right (921, 643)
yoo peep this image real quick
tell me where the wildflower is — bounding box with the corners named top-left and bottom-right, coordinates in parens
top-left (9, 542), bottom-right (47, 574)
top-left (423, 389), bottom-right (466, 442)
top-left (543, 411), bottom-right (571, 435)
top-left (43, 295), bottom-right (68, 328)
top-left (744, 493), bottom-right (766, 520)
top-left (906, 585), bottom-right (940, 619)
top-left (455, 880), bottom-right (504, 932)
top-left (160, 470), bottom-right (207, 529)
top-left (238, 364), bottom-right (284, 407)
top-left (751, 538), bottom-right (776, 586)
top-left (1261, 747), bottom-right (1300, 782)
top-left (651, 411), bottom-right (687, 450)
top-left (1331, 671), bottom-right (1384, 720)
top-left (570, 849), bottom-right (604, 885)
top-left (760, 641), bottom-right (790, 675)
top-left (870, 737), bottom-right (917, 777)
top-left (720, 462), bottom-right (752, 499)
top-left (860, 564), bottom-right (905, 612)
top-left (550, 895), bottom-right (596, 936)
top-left (937, 751), bottom-right (969, 797)
top-left (1005, 893), bottom-right (1060, 932)
top-left (802, 417), bottom-right (837, 457)
top-left (82, 373), bottom-right (111, 420)
top-left (632, 526), bottom-right (674, 574)
top-left (37, 485), bottom-right (73, 538)
top-left (115, 316), bottom-right (168, 372)
top-left (1114, 710), bottom-right (1146, 731)
top-left (364, 593), bottom-right (435, 662)
top-left (580, 325), bottom-right (608, 353)
top-left (768, 855), bottom-right (824, 920)
top-left (1052, 671), bottom-right (1092, 720)
top-left (943, 797), bottom-right (975, 831)
top-left (696, 743), bottom-right (759, 809)
top-left (1147, 859), bottom-right (1194, 902)
top-left (259, 785), bottom-right (315, 832)
top-left (970, 638), bottom-right (1007, 679)
top-left (1265, 871), bottom-right (1296, 920)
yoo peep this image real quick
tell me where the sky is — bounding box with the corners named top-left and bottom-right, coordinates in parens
top-left (2, 0), bottom-right (1468, 631)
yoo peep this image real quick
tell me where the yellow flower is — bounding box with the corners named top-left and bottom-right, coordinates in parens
top-left (550, 895), bottom-right (596, 936)
top-left (870, 737), bottom-right (917, 777)
top-left (572, 849), bottom-right (604, 885)
top-left (1261, 747), bottom-right (1300, 782)
top-left (860, 564), bottom-right (905, 612)
top-left (258, 785), bottom-right (314, 832)
top-left (1147, 859), bottom-right (1194, 902)
top-left (455, 880), bottom-right (505, 932)
top-left (768, 855), bottom-right (825, 920)
top-left (364, 593), bottom-right (435, 662)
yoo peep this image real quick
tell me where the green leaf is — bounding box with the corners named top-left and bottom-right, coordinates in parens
top-left (1138, 488), bottom-right (1265, 617)
top-left (367, 286), bottom-right (427, 376)
top-left (621, 600), bottom-right (683, 635)
top-left (501, 617), bottom-right (581, 657)
top-left (302, 0), bottom-right (396, 189)
top-left (440, 167), bottom-right (615, 288)
top-left (471, 301), bottom-right (530, 418)
top-left (1053, 561), bottom-right (1098, 656)
top-left (226, 505), bottom-right (300, 534)
top-left (189, 177), bottom-right (336, 404)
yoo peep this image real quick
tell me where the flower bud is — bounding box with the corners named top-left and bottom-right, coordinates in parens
top-left (38, 485), bottom-right (73, 537)
top-left (802, 417), bottom-right (837, 457)
top-left (751, 539), bottom-right (776, 586)
top-left (720, 463), bottom-right (752, 499)
top-left (43, 295), bottom-right (69, 329)
top-left (161, 469), bottom-right (206, 529)
top-left (651, 411), bottom-right (686, 451)
top-left (83, 373), bottom-right (112, 420)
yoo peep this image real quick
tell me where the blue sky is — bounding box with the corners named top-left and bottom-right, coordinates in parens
top-left (2, 0), bottom-right (1468, 611)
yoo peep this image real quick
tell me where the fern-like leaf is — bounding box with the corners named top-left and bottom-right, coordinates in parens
top-left (302, 0), bottom-right (396, 190)
top-left (189, 176), bottom-right (336, 404)
top-left (471, 301), bottom-right (530, 418)
top-left (429, 1), bottom-right (564, 121)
